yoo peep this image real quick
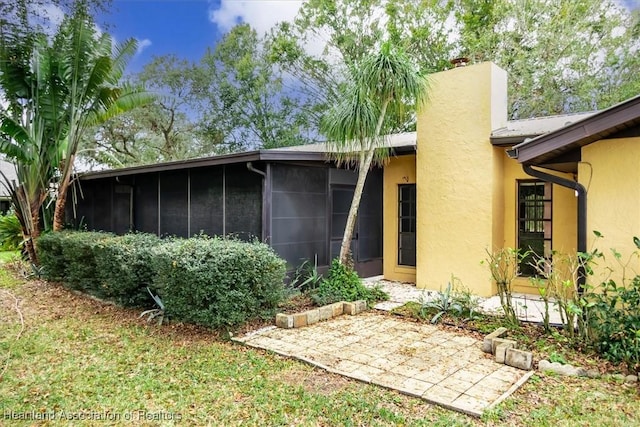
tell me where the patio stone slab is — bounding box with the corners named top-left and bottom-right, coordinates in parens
top-left (234, 312), bottom-right (533, 417)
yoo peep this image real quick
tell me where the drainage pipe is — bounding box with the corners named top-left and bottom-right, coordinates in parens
top-left (247, 162), bottom-right (266, 178)
top-left (522, 164), bottom-right (587, 292)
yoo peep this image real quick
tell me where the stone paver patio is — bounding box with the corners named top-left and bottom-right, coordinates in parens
top-left (234, 312), bottom-right (533, 417)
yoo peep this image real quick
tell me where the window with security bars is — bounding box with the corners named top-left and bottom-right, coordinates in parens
top-left (398, 184), bottom-right (416, 267)
top-left (517, 180), bottom-right (552, 276)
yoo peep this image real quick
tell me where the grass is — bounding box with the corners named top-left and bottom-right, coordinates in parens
top-left (0, 272), bottom-right (472, 426)
top-left (0, 250), bottom-right (19, 263)
top-left (1, 269), bottom-right (638, 426)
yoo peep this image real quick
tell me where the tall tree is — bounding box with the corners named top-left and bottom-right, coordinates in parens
top-left (49, 7), bottom-right (151, 231)
top-left (455, 0), bottom-right (640, 118)
top-left (0, 30), bottom-right (62, 263)
top-left (200, 23), bottom-right (313, 151)
top-left (0, 4), bottom-right (150, 259)
top-left (322, 42), bottom-right (428, 265)
top-left (271, 0), bottom-right (640, 122)
top-left (82, 55), bottom-right (209, 168)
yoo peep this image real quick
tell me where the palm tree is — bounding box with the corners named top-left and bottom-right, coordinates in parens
top-left (0, 6), bottom-right (151, 263)
top-left (321, 42), bottom-right (429, 266)
top-left (0, 31), bottom-right (64, 263)
top-left (50, 8), bottom-right (153, 231)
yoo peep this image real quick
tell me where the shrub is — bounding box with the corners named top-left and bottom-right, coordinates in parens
top-left (151, 236), bottom-right (286, 329)
top-left (36, 231), bottom-right (73, 281)
top-left (61, 231), bottom-right (113, 293)
top-left (589, 271), bottom-right (640, 373)
top-left (93, 233), bottom-right (162, 307)
top-left (0, 212), bottom-right (23, 252)
top-left (312, 259), bottom-right (388, 306)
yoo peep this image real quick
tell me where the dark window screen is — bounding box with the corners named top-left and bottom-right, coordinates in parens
top-left (134, 173), bottom-right (158, 234)
top-left (113, 185), bottom-right (132, 234)
top-left (271, 165), bottom-right (328, 268)
top-left (91, 180), bottom-right (111, 232)
top-left (358, 168), bottom-right (383, 261)
top-left (330, 187), bottom-right (353, 239)
top-left (72, 180), bottom-right (94, 229)
top-left (225, 164), bottom-right (262, 240)
top-left (190, 167), bottom-right (223, 236)
top-left (160, 170), bottom-right (188, 237)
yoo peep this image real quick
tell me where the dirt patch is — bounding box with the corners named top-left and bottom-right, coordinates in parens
top-left (277, 292), bottom-right (317, 314)
top-left (278, 366), bottom-right (352, 396)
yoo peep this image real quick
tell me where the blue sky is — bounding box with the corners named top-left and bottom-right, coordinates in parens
top-left (99, 0), bottom-right (304, 73)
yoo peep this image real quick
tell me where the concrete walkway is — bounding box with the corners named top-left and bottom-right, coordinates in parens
top-left (364, 277), bottom-right (567, 325)
top-left (234, 312), bottom-right (533, 417)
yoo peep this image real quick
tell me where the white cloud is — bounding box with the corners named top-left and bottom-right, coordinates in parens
top-left (208, 0), bottom-right (304, 35)
top-left (136, 38), bottom-right (152, 55)
top-left (27, 3), bottom-right (65, 36)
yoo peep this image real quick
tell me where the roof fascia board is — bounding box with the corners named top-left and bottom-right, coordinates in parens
top-left (80, 151), bottom-right (262, 180)
top-left (78, 150), bottom-right (334, 180)
top-left (514, 95), bottom-right (640, 164)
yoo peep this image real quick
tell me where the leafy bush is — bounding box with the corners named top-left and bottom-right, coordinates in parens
top-left (61, 231), bottom-right (114, 293)
top-left (36, 231), bottom-right (73, 281)
top-left (93, 233), bottom-right (162, 307)
top-left (312, 259), bottom-right (388, 306)
top-left (589, 273), bottom-right (640, 373)
top-left (0, 212), bottom-right (23, 251)
top-left (151, 236), bottom-right (286, 328)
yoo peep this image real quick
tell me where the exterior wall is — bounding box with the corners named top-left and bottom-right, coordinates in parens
top-left (502, 154), bottom-right (577, 293)
top-left (416, 62), bottom-right (507, 297)
top-left (579, 137), bottom-right (640, 285)
top-left (383, 154), bottom-right (417, 282)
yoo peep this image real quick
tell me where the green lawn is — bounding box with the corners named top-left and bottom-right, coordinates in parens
top-left (0, 269), bottom-right (638, 426)
top-left (0, 250), bottom-right (19, 263)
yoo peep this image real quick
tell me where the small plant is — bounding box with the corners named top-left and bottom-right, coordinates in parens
top-left (530, 275), bottom-right (551, 333)
top-left (530, 233), bottom-right (603, 341)
top-left (484, 247), bottom-right (528, 326)
top-left (450, 281), bottom-right (481, 321)
top-left (419, 277), bottom-right (478, 324)
top-left (549, 352), bottom-right (568, 365)
top-left (0, 212), bottom-right (24, 253)
top-left (311, 258), bottom-right (388, 306)
top-left (290, 256), bottom-right (322, 293)
top-left (140, 287), bottom-right (166, 325)
top-left (420, 282), bottom-right (462, 324)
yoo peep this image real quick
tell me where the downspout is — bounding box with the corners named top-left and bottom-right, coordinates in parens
top-left (247, 162), bottom-right (266, 178)
top-left (522, 164), bottom-right (587, 293)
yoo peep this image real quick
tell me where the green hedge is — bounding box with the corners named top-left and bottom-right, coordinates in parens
top-left (61, 231), bottom-right (114, 293)
top-left (37, 231), bottom-right (72, 281)
top-left (93, 233), bottom-right (162, 307)
top-left (36, 231), bottom-right (287, 328)
top-left (152, 236), bottom-right (286, 328)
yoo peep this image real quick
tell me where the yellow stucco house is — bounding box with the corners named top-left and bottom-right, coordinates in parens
top-left (383, 61), bottom-right (640, 296)
top-left (70, 61), bottom-right (639, 298)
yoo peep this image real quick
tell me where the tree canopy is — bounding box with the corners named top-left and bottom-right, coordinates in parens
top-left (270, 0), bottom-right (640, 122)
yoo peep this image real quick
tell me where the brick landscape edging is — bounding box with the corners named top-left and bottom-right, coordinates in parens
top-left (275, 300), bottom-right (367, 329)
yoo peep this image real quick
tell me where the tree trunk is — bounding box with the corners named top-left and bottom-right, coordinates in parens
top-left (338, 147), bottom-right (376, 266)
top-left (23, 207), bottom-right (40, 265)
top-left (338, 98), bottom-right (390, 267)
top-left (52, 155), bottom-right (74, 232)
